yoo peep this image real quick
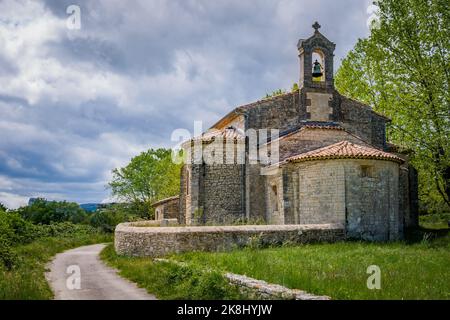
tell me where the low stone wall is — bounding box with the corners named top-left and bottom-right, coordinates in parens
top-left (225, 273), bottom-right (330, 300)
top-left (131, 219), bottom-right (179, 227)
top-left (115, 223), bottom-right (344, 257)
top-left (154, 258), bottom-right (330, 300)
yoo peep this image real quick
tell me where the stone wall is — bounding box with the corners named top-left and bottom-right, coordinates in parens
top-left (296, 161), bottom-right (346, 225)
top-left (202, 164), bottom-right (245, 224)
top-left (154, 197), bottom-right (179, 221)
top-left (266, 170), bottom-right (284, 224)
top-left (115, 223), bottom-right (344, 257)
top-left (246, 91), bottom-right (301, 132)
top-left (247, 163), bottom-right (266, 222)
top-left (339, 96), bottom-right (387, 150)
top-left (282, 159), bottom-right (400, 241)
top-left (225, 273), bottom-right (330, 300)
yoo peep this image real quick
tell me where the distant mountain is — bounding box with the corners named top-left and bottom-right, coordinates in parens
top-left (79, 203), bottom-right (101, 212)
top-left (28, 197), bottom-right (45, 206)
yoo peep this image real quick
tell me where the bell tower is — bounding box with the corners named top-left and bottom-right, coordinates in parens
top-left (297, 22), bottom-right (336, 89)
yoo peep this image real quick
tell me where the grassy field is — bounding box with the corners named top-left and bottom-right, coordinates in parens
top-left (100, 245), bottom-right (244, 299)
top-left (0, 233), bottom-right (112, 300)
top-left (173, 234), bottom-right (449, 299)
top-left (419, 213), bottom-right (450, 230)
top-left (103, 223), bottom-right (449, 300)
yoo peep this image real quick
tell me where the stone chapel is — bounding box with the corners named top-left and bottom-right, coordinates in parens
top-left (154, 22), bottom-right (418, 241)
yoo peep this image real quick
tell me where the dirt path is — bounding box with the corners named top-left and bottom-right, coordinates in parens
top-left (45, 243), bottom-right (156, 300)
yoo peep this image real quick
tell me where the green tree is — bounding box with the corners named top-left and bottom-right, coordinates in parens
top-left (335, 0), bottom-right (449, 213)
top-left (17, 199), bottom-right (87, 224)
top-left (89, 203), bottom-right (138, 233)
top-left (109, 148), bottom-right (182, 218)
top-left (0, 203), bottom-right (7, 212)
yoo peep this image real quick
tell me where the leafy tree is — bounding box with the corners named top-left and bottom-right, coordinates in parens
top-left (0, 203), bottom-right (7, 212)
top-left (335, 0), bottom-right (449, 213)
top-left (16, 198), bottom-right (88, 224)
top-left (109, 148), bottom-right (182, 218)
top-left (89, 203), bottom-right (138, 233)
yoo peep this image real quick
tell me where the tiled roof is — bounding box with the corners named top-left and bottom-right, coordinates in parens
top-left (192, 127), bottom-right (245, 142)
top-left (151, 195), bottom-right (179, 207)
top-left (262, 122), bottom-right (344, 146)
top-left (284, 141), bottom-right (404, 163)
top-left (279, 122), bottom-right (343, 137)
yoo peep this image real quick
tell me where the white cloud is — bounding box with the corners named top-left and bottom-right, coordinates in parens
top-left (0, 0), bottom-right (372, 205)
top-left (0, 192), bottom-right (29, 209)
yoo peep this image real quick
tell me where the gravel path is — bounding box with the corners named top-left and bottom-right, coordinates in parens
top-left (45, 243), bottom-right (156, 300)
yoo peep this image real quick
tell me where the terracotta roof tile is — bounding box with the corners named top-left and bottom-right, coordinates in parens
top-left (151, 195), bottom-right (179, 207)
top-left (284, 141), bottom-right (404, 163)
top-left (193, 127), bottom-right (244, 142)
top-left (262, 122), bottom-right (344, 146)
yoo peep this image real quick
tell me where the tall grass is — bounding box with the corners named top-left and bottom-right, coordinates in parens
top-left (173, 234), bottom-right (450, 300)
top-left (0, 234), bottom-right (112, 300)
top-left (100, 245), bottom-right (244, 300)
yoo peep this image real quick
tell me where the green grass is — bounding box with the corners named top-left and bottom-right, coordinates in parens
top-left (100, 245), bottom-right (244, 300)
top-left (419, 213), bottom-right (450, 230)
top-left (102, 232), bottom-right (449, 300)
top-left (0, 233), bottom-right (112, 300)
top-left (172, 233), bottom-right (450, 300)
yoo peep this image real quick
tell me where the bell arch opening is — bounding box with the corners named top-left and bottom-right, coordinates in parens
top-left (312, 49), bottom-right (325, 82)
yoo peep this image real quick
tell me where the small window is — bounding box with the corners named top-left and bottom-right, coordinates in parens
top-left (361, 165), bottom-right (374, 178)
top-left (271, 185), bottom-right (278, 211)
top-left (271, 185), bottom-right (277, 196)
top-left (186, 170), bottom-right (190, 195)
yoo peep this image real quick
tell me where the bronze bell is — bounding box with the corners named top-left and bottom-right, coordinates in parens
top-left (312, 59), bottom-right (323, 78)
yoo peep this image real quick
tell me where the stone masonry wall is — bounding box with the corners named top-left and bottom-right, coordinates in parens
top-left (246, 91), bottom-right (300, 132)
top-left (202, 164), bottom-right (245, 224)
top-left (296, 161), bottom-right (346, 225)
top-left (344, 159), bottom-right (399, 240)
top-left (283, 159), bottom-right (400, 241)
top-left (339, 96), bottom-right (387, 150)
top-left (115, 223), bottom-right (345, 257)
top-left (266, 171), bottom-right (284, 224)
top-left (163, 198), bottom-right (179, 220)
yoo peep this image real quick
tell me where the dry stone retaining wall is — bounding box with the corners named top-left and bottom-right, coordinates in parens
top-left (114, 223), bottom-right (344, 257)
top-left (225, 273), bottom-right (330, 300)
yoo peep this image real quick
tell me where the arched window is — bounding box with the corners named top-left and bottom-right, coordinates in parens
top-left (312, 49), bottom-right (325, 82)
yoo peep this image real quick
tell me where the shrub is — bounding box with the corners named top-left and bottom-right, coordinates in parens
top-left (0, 210), bottom-right (19, 269)
top-left (0, 207), bottom-right (102, 269)
top-left (36, 221), bottom-right (101, 238)
top-left (89, 205), bottom-right (137, 233)
top-left (16, 199), bottom-right (88, 225)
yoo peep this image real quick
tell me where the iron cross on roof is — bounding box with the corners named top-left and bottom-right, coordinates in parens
top-left (312, 21), bottom-right (321, 32)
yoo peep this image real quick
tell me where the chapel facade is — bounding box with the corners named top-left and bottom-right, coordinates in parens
top-left (155, 23), bottom-right (418, 241)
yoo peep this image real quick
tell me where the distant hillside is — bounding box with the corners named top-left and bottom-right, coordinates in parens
top-left (80, 203), bottom-right (101, 212)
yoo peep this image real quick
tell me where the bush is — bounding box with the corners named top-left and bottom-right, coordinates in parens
top-left (0, 209), bottom-right (21, 269)
top-left (36, 221), bottom-right (101, 238)
top-left (0, 207), bottom-right (102, 269)
top-left (16, 199), bottom-right (87, 225)
top-left (0, 239), bottom-right (16, 271)
top-left (89, 205), bottom-right (138, 233)
top-left (420, 212), bottom-right (450, 229)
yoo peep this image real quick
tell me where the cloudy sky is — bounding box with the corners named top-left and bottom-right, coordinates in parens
top-left (0, 0), bottom-right (372, 208)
